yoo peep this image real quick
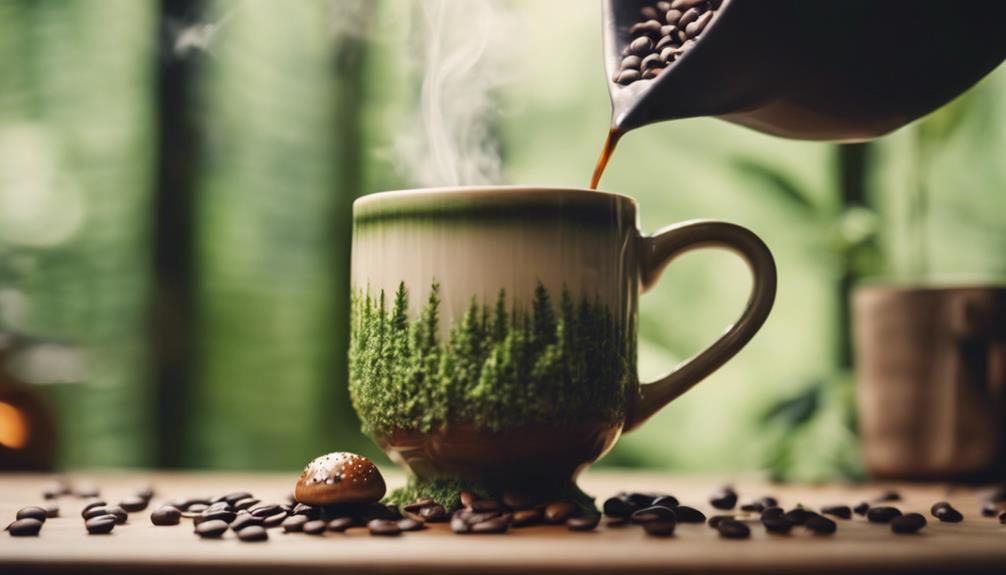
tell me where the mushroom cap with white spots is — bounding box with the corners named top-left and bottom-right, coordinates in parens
top-left (294, 452), bottom-right (386, 505)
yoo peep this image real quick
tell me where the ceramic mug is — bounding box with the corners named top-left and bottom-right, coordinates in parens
top-left (349, 186), bottom-right (775, 488)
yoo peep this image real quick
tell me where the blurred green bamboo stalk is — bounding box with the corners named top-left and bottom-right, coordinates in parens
top-left (189, 0), bottom-right (372, 469)
top-left (0, 0), bottom-right (158, 467)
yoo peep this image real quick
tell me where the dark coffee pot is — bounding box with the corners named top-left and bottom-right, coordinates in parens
top-left (603, 0), bottom-right (1006, 141)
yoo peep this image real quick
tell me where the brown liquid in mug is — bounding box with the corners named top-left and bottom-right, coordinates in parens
top-left (589, 128), bottom-right (623, 190)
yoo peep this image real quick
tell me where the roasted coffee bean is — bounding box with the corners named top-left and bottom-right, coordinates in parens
top-left (710, 486), bottom-right (738, 510)
top-left (999, 511), bottom-right (1006, 524)
top-left (567, 514), bottom-right (600, 531)
top-left (262, 512), bottom-right (287, 528)
top-left (367, 519), bottom-right (401, 536)
top-left (624, 492), bottom-right (657, 508)
top-left (762, 516), bottom-right (793, 534)
top-left (119, 496), bottom-right (149, 513)
top-left (83, 506), bottom-right (112, 520)
top-left (327, 517), bottom-right (355, 532)
top-left (455, 509), bottom-right (499, 525)
top-left (628, 36), bottom-right (654, 56)
top-left (783, 508), bottom-right (811, 525)
top-left (805, 514), bottom-right (837, 535)
top-left (151, 506), bottom-right (181, 526)
top-left (980, 501), bottom-right (1000, 517)
top-left (931, 502), bottom-right (963, 523)
top-left (206, 502), bottom-right (231, 513)
top-left (81, 499), bottom-right (107, 518)
top-left (708, 515), bottom-right (733, 529)
top-left (237, 525), bottom-right (267, 542)
top-left (221, 491), bottom-right (252, 505)
top-left (640, 6), bottom-right (659, 20)
top-left (195, 510), bottom-right (236, 525)
top-left (615, 69), bottom-right (642, 85)
top-left (105, 506), bottom-right (128, 525)
top-left (7, 518), bottom-right (43, 536)
top-left (671, 0), bottom-right (705, 9)
top-left (875, 490), bottom-right (901, 502)
top-left (867, 506), bottom-right (902, 523)
top-left (620, 55), bottom-right (642, 71)
top-left (651, 495), bottom-right (679, 508)
top-left (674, 505), bottom-right (706, 523)
top-left (85, 515), bottom-right (116, 535)
top-left (281, 515), bottom-right (309, 532)
top-left (891, 513), bottom-right (926, 534)
top-left (418, 504), bottom-right (447, 523)
top-left (230, 514), bottom-right (263, 531)
top-left (459, 491), bottom-right (477, 508)
top-left (187, 503), bottom-right (209, 514)
top-left (739, 501), bottom-right (764, 513)
top-left (607, 517), bottom-right (630, 528)
top-left (686, 10), bottom-right (713, 37)
top-left (250, 504), bottom-right (283, 518)
top-left (603, 496), bottom-right (635, 518)
top-left (854, 501), bottom-right (870, 516)
top-left (717, 519), bottom-right (750, 539)
top-left (398, 518), bottom-right (424, 532)
top-left (470, 499), bottom-right (500, 512)
top-left (291, 503), bottom-right (317, 518)
top-left (761, 506), bottom-right (784, 520)
top-left (656, 31), bottom-right (676, 49)
top-left (643, 520), bottom-right (675, 536)
top-left (471, 517), bottom-right (509, 534)
top-left (631, 505), bottom-right (676, 524)
top-left (641, 54), bottom-right (662, 70)
top-left (16, 506), bottom-right (47, 523)
top-left (544, 501), bottom-right (577, 524)
top-left (656, 1), bottom-right (672, 11)
top-left (302, 520), bottom-right (327, 535)
top-left (42, 479), bottom-right (72, 499)
top-left (76, 484), bottom-right (100, 498)
top-left (512, 509), bottom-right (542, 527)
top-left (43, 504), bottom-right (59, 518)
top-left (641, 67), bottom-right (663, 80)
top-left (665, 9), bottom-right (683, 25)
top-left (760, 496), bottom-right (779, 508)
top-left (403, 498), bottom-right (435, 513)
top-left (451, 514), bottom-right (470, 534)
top-left (502, 490), bottom-right (534, 510)
top-left (988, 485), bottom-right (1006, 502)
top-left (678, 7), bottom-right (701, 28)
top-left (821, 505), bottom-right (852, 520)
top-left (630, 19), bottom-right (663, 38)
top-left (234, 498), bottom-right (260, 511)
top-left (194, 519), bottom-right (229, 538)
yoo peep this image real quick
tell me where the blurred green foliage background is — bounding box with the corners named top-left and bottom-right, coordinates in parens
top-left (0, 0), bottom-right (1004, 477)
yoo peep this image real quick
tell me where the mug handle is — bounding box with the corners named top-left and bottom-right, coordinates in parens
top-left (624, 220), bottom-right (777, 432)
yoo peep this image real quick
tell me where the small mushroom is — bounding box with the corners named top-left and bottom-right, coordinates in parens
top-left (294, 452), bottom-right (386, 505)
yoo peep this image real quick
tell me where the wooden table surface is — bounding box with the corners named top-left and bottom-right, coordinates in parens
top-left (1, 471), bottom-right (1004, 574)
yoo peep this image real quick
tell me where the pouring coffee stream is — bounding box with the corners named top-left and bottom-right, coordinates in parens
top-left (592, 0), bottom-right (1006, 189)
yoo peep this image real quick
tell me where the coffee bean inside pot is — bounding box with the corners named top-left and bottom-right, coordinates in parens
top-left (616, 0), bottom-right (719, 86)
top-left (867, 506), bottom-right (902, 523)
top-left (7, 518), bottom-right (43, 536)
top-left (710, 486), bottom-right (738, 510)
top-left (931, 502), bottom-right (963, 523)
top-left (890, 512), bottom-right (926, 534)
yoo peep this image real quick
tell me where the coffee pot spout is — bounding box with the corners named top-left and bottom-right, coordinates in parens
top-left (604, 0), bottom-right (1006, 141)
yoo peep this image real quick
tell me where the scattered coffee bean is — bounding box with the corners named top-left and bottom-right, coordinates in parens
top-left (83, 506), bottom-right (112, 520)
top-left (230, 514), bottom-right (263, 532)
top-left (875, 490), bottom-right (901, 502)
top-left (710, 486), bottom-right (738, 510)
top-left (417, 504), bottom-right (448, 523)
top-left (262, 512), bottom-right (287, 528)
top-left (76, 484), bottom-right (100, 498)
top-left (502, 490), bottom-right (534, 510)
top-left (673, 505), bottom-right (706, 523)
top-left (119, 496), bottom-right (149, 513)
top-left (81, 499), bottom-right (107, 518)
top-left (42, 481), bottom-right (69, 500)
top-left (459, 491), bottom-right (477, 508)
top-left (403, 498), bottom-right (435, 514)
top-left (512, 509), bottom-right (542, 527)
top-left (651, 495), bottom-right (679, 508)
top-left (805, 514), bottom-right (837, 535)
top-left (7, 518), bottom-right (43, 536)
top-left (471, 517), bottom-right (509, 534)
top-left (302, 520), bottom-right (327, 535)
top-left (151, 506), bottom-right (181, 526)
top-left (931, 502), bottom-right (963, 523)
top-left (195, 510), bottom-right (236, 525)
top-left (222, 491), bottom-right (252, 505)
top-left (281, 515), bottom-right (309, 533)
top-left (250, 504), bottom-right (283, 518)
top-left (451, 514), bottom-right (470, 534)
top-left (783, 508), bottom-right (811, 525)
top-left (821, 505), bottom-right (852, 520)
top-left (194, 519), bottom-right (229, 538)
top-left (739, 501), bottom-right (764, 513)
top-left (206, 502), bottom-right (231, 513)
top-left (759, 496), bottom-right (779, 508)
top-left (631, 505), bottom-right (676, 524)
top-left (567, 514), bottom-right (600, 531)
top-left (85, 515), bottom-right (116, 535)
top-left (237, 525), bottom-right (268, 542)
top-left (43, 504), bottom-right (59, 518)
top-left (626, 492), bottom-right (661, 508)
top-left (717, 519), bottom-right (750, 539)
top-left (853, 502), bottom-right (870, 516)
top-left (295, 452), bottom-right (386, 506)
top-left (544, 501), bottom-right (577, 524)
top-left (762, 516), bottom-right (793, 534)
top-left (397, 518), bottom-right (424, 532)
top-left (867, 506), bottom-right (902, 523)
top-left (134, 484), bottom-right (155, 501)
top-left (367, 519), bottom-right (402, 536)
top-left (105, 506), bottom-right (128, 525)
top-left (234, 498), bottom-right (260, 511)
top-left (890, 512), bottom-right (926, 534)
top-left (761, 506), bottom-right (784, 520)
top-left (603, 496), bottom-right (635, 518)
top-left (643, 520), bottom-right (675, 537)
top-left (470, 499), bottom-right (500, 512)
top-left (708, 515), bottom-right (733, 529)
top-left (999, 511), bottom-right (1006, 524)
top-left (327, 517), bottom-right (355, 532)
top-left (607, 517), bottom-right (630, 528)
top-left (187, 503), bottom-right (208, 514)
top-left (16, 506), bottom-right (47, 523)
top-left (980, 501), bottom-right (1000, 517)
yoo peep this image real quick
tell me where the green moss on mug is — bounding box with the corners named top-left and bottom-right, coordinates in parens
top-left (384, 476), bottom-right (596, 513)
top-left (349, 281), bottom-right (635, 435)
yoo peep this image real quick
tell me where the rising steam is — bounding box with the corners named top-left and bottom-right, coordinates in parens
top-left (392, 0), bottom-right (516, 188)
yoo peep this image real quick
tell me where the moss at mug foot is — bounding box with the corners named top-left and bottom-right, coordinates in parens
top-left (384, 476), bottom-right (597, 514)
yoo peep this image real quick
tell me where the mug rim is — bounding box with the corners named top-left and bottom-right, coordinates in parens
top-left (353, 185), bottom-right (638, 214)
